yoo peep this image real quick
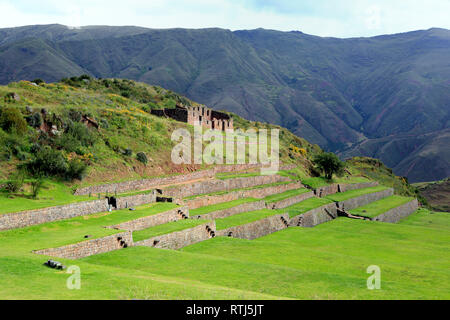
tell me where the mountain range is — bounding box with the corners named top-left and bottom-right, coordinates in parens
top-left (0, 24), bottom-right (448, 182)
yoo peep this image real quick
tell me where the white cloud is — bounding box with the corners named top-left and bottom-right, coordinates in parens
top-left (0, 0), bottom-right (448, 37)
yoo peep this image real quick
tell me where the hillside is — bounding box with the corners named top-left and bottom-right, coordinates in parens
top-left (0, 24), bottom-right (449, 182)
top-left (1, 78), bottom-right (447, 301)
top-left (0, 77), bottom-right (419, 212)
top-left (414, 178), bottom-right (450, 212)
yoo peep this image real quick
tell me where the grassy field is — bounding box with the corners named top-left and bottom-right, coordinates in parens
top-left (133, 219), bottom-right (210, 242)
top-left (0, 196), bottom-right (448, 299)
top-left (189, 198), bottom-right (258, 216)
top-left (215, 209), bottom-right (282, 230)
top-left (325, 186), bottom-right (388, 202)
top-left (263, 188), bottom-right (310, 203)
top-left (349, 196), bottom-right (415, 218)
top-left (0, 180), bottom-right (91, 214)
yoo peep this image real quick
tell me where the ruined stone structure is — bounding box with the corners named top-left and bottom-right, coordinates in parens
top-left (33, 232), bottom-right (133, 259)
top-left (185, 182), bottom-right (303, 209)
top-left (289, 203), bottom-right (339, 228)
top-left (151, 104), bottom-right (233, 131)
top-left (215, 214), bottom-right (289, 240)
top-left (106, 207), bottom-right (189, 231)
top-left (0, 192), bottom-right (157, 231)
top-left (74, 163), bottom-right (264, 195)
top-left (164, 175), bottom-right (291, 199)
top-left (135, 222), bottom-right (216, 250)
top-left (337, 188), bottom-right (394, 211)
top-left (268, 191), bottom-right (315, 210)
top-left (192, 201), bottom-right (266, 220)
top-left (373, 199), bottom-right (419, 223)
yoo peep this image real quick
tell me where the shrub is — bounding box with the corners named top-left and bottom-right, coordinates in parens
top-left (25, 112), bottom-right (42, 128)
top-left (136, 152), bottom-right (148, 164)
top-left (123, 148), bottom-right (133, 156)
top-left (0, 107), bottom-right (28, 134)
top-left (32, 79), bottom-right (44, 85)
top-left (27, 146), bottom-right (68, 177)
top-left (3, 171), bottom-right (25, 193)
top-left (66, 159), bottom-right (88, 181)
top-left (31, 178), bottom-right (44, 199)
top-left (68, 109), bottom-right (82, 122)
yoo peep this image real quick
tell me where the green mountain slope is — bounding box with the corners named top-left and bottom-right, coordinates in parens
top-left (0, 24), bottom-right (448, 182)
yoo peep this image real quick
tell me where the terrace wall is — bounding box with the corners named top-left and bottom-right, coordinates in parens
top-left (164, 175), bottom-right (291, 199)
top-left (74, 164), bottom-right (266, 195)
top-left (106, 207), bottom-right (189, 231)
top-left (289, 203), bottom-right (338, 228)
top-left (314, 182), bottom-right (379, 198)
top-left (193, 201), bottom-right (266, 220)
top-left (268, 191), bottom-right (315, 210)
top-left (337, 188), bottom-right (394, 211)
top-left (373, 199), bottom-right (419, 223)
top-left (33, 232), bottom-right (133, 259)
top-left (185, 182), bottom-right (303, 209)
top-left (0, 192), bottom-right (157, 231)
top-left (215, 214), bottom-right (289, 240)
top-left (135, 222), bottom-right (215, 250)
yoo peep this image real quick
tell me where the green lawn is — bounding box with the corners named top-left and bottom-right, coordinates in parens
top-left (0, 198), bottom-right (448, 299)
top-left (85, 213), bottom-right (449, 300)
top-left (399, 208), bottom-right (450, 231)
top-left (349, 196), bottom-right (414, 218)
top-left (283, 197), bottom-right (334, 218)
top-left (0, 180), bottom-right (91, 215)
top-left (133, 219), bottom-right (210, 242)
top-left (215, 209), bottom-right (282, 230)
top-left (263, 188), bottom-right (310, 203)
top-left (325, 186), bottom-right (388, 202)
top-left (189, 198), bottom-right (258, 216)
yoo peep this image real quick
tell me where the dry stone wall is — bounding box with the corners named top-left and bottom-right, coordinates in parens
top-left (373, 199), bottom-right (419, 223)
top-left (74, 164), bottom-right (266, 195)
top-left (314, 182), bottom-right (379, 197)
top-left (164, 175), bottom-right (291, 199)
top-left (33, 232), bottom-right (133, 259)
top-left (289, 203), bottom-right (338, 227)
top-left (107, 207), bottom-right (189, 231)
top-left (0, 192), bottom-right (157, 231)
top-left (216, 214), bottom-right (289, 240)
top-left (339, 182), bottom-right (379, 192)
top-left (135, 222), bottom-right (215, 250)
top-left (268, 191), bottom-right (315, 209)
top-left (185, 182), bottom-right (303, 209)
top-left (337, 188), bottom-right (394, 211)
top-left (193, 201), bottom-right (266, 220)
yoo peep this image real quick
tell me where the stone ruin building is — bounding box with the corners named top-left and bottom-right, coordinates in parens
top-left (151, 104), bottom-right (233, 131)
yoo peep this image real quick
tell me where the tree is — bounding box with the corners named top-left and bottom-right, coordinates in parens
top-left (313, 152), bottom-right (345, 180)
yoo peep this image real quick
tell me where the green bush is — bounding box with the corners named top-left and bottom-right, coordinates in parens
top-left (27, 146), bottom-right (68, 177)
top-left (137, 152), bottom-right (148, 164)
top-left (0, 107), bottom-right (28, 134)
top-left (3, 171), bottom-right (25, 193)
top-left (25, 112), bottom-right (42, 128)
top-left (66, 159), bottom-right (88, 181)
top-left (30, 178), bottom-right (44, 199)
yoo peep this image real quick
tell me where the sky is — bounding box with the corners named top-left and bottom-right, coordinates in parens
top-left (0, 0), bottom-right (449, 38)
